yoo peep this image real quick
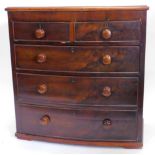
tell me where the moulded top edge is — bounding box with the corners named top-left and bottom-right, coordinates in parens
top-left (5, 6), bottom-right (149, 12)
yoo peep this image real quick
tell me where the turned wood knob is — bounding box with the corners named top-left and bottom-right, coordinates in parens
top-left (37, 84), bottom-right (47, 94)
top-left (102, 86), bottom-right (111, 97)
top-left (102, 29), bottom-right (111, 39)
top-left (40, 115), bottom-right (50, 125)
top-left (37, 53), bottom-right (47, 63)
top-left (103, 119), bottom-right (112, 126)
top-left (103, 55), bottom-right (111, 65)
top-left (35, 28), bottom-right (45, 39)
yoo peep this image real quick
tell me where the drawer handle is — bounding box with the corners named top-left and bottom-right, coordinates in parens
top-left (103, 55), bottom-right (111, 65)
top-left (37, 53), bottom-right (47, 63)
top-left (102, 28), bottom-right (111, 39)
top-left (40, 115), bottom-right (50, 125)
top-left (37, 84), bottom-right (47, 94)
top-left (103, 119), bottom-right (112, 126)
top-left (35, 28), bottom-right (45, 39)
top-left (102, 86), bottom-right (111, 97)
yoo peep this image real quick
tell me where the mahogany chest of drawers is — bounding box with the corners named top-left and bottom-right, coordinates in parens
top-left (6, 6), bottom-right (148, 148)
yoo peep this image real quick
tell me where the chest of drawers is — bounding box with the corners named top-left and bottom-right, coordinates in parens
top-left (6, 6), bottom-right (149, 148)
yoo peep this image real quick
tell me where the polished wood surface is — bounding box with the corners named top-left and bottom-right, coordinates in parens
top-left (13, 22), bottom-right (70, 41)
top-left (7, 9), bottom-right (147, 23)
top-left (15, 45), bottom-right (140, 73)
top-left (5, 6), bottom-right (149, 11)
top-left (19, 105), bottom-right (137, 141)
top-left (17, 74), bottom-right (138, 107)
top-left (6, 6), bottom-right (148, 148)
top-left (75, 21), bottom-right (141, 42)
top-left (16, 132), bottom-right (143, 148)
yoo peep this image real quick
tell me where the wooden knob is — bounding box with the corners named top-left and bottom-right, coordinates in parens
top-left (102, 86), bottom-right (111, 97)
top-left (103, 55), bottom-right (111, 65)
top-left (40, 115), bottom-right (50, 125)
top-left (37, 53), bottom-right (47, 63)
top-left (37, 84), bottom-right (47, 94)
top-left (103, 119), bottom-right (112, 126)
top-left (35, 28), bottom-right (45, 39)
top-left (102, 29), bottom-right (111, 39)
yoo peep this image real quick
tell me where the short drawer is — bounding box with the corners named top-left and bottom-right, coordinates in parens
top-left (17, 74), bottom-right (138, 107)
top-left (13, 22), bottom-right (69, 41)
top-left (19, 105), bottom-right (137, 141)
top-left (75, 21), bottom-right (141, 42)
top-left (15, 45), bottom-right (140, 73)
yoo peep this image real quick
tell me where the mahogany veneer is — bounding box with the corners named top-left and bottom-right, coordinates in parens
top-left (6, 6), bottom-right (149, 148)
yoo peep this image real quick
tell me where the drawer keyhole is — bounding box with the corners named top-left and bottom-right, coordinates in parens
top-left (71, 48), bottom-right (75, 53)
top-left (70, 78), bottom-right (76, 83)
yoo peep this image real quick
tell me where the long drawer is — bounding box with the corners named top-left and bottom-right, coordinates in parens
top-left (15, 45), bottom-right (140, 73)
top-left (17, 74), bottom-right (138, 107)
top-left (18, 105), bottom-right (138, 141)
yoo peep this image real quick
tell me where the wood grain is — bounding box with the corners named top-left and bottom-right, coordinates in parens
top-left (6, 6), bottom-right (148, 148)
top-left (17, 74), bottom-right (139, 107)
top-left (18, 105), bottom-right (138, 141)
top-left (15, 45), bottom-right (140, 73)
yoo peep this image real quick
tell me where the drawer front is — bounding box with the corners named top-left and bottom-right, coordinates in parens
top-left (75, 21), bottom-right (141, 42)
top-left (13, 22), bottom-right (69, 41)
top-left (19, 105), bottom-right (137, 141)
top-left (15, 45), bottom-right (139, 73)
top-left (17, 74), bottom-right (138, 107)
